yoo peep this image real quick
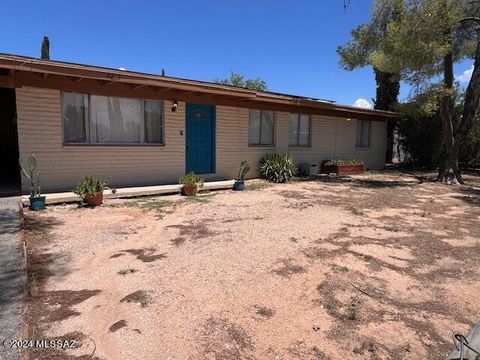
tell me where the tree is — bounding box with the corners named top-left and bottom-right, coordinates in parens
top-left (41, 36), bottom-right (50, 60)
top-left (338, 0), bottom-right (401, 162)
top-left (214, 71), bottom-right (268, 91)
top-left (363, 0), bottom-right (480, 184)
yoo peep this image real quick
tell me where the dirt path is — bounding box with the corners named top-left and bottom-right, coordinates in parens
top-left (22, 174), bottom-right (480, 359)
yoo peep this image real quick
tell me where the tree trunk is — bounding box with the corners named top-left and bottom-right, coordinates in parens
top-left (373, 68), bottom-right (400, 163)
top-left (437, 94), bottom-right (462, 184)
top-left (454, 37), bottom-right (480, 169)
top-left (437, 44), bottom-right (464, 184)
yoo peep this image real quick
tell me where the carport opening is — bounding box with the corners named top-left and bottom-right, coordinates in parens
top-left (0, 87), bottom-right (20, 196)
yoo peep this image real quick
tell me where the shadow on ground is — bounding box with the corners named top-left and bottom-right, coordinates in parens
top-left (294, 175), bottom-right (420, 189)
top-left (0, 207), bottom-right (20, 236)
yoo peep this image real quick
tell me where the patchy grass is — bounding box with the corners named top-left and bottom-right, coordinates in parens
top-left (122, 248), bottom-right (167, 262)
top-left (120, 290), bottom-right (151, 308)
top-left (254, 305), bottom-right (276, 319)
top-left (323, 300), bottom-right (337, 312)
top-left (117, 268), bottom-right (137, 276)
top-left (182, 192), bottom-right (216, 203)
top-left (109, 198), bottom-right (174, 219)
top-left (345, 306), bottom-right (358, 320)
top-left (363, 254), bottom-right (374, 261)
top-left (246, 181), bottom-right (271, 191)
top-left (273, 259), bottom-right (307, 278)
top-left (348, 206), bottom-right (364, 216)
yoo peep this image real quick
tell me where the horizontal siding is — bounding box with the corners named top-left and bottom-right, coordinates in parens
top-left (289, 116), bottom-right (386, 169)
top-left (215, 106), bottom-right (277, 179)
top-left (16, 87), bottom-right (387, 192)
top-left (16, 87), bottom-right (185, 191)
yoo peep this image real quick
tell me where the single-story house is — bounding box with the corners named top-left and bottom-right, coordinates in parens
top-left (0, 53), bottom-right (398, 194)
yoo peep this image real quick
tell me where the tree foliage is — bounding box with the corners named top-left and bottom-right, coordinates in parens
top-left (367, 0), bottom-right (476, 88)
top-left (214, 71), bottom-right (268, 91)
top-left (41, 36), bottom-right (50, 60)
top-left (338, 0), bottom-right (401, 162)
top-left (341, 0), bottom-right (480, 183)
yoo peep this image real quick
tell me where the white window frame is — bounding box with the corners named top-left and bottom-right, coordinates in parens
top-left (289, 113), bottom-right (311, 147)
top-left (61, 91), bottom-right (165, 146)
top-left (248, 109), bottom-right (275, 147)
top-left (356, 119), bottom-right (371, 148)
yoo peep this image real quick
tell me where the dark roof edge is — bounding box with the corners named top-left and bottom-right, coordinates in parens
top-left (0, 53), bottom-right (399, 118)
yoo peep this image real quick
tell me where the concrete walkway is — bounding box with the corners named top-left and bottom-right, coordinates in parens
top-left (0, 197), bottom-right (24, 360)
top-left (21, 179), bottom-right (236, 206)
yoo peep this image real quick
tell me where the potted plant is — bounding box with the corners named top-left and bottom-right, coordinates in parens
top-left (233, 160), bottom-right (250, 191)
top-left (74, 176), bottom-right (108, 206)
top-left (19, 154), bottom-right (45, 211)
top-left (179, 172), bottom-right (204, 196)
top-left (321, 159), bottom-right (364, 176)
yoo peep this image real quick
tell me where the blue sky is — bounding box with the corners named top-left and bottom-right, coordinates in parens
top-left (0, 0), bottom-right (473, 107)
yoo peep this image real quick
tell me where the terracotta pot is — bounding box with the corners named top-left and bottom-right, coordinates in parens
top-left (84, 191), bottom-right (104, 206)
top-left (182, 184), bottom-right (198, 196)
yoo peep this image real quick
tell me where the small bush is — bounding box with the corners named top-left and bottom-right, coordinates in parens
top-left (260, 153), bottom-right (297, 183)
top-left (323, 159), bottom-right (364, 166)
top-left (346, 306), bottom-right (357, 320)
top-left (74, 176), bottom-right (107, 197)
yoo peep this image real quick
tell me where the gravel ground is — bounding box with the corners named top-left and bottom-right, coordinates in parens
top-left (22, 173), bottom-right (480, 359)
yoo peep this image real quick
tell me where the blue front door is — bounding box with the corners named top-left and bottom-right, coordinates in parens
top-left (186, 103), bottom-right (215, 174)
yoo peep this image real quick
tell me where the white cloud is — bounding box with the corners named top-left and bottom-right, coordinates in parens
top-left (352, 98), bottom-right (373, 109)
top-left (455, 65), bottom-right (473, 84)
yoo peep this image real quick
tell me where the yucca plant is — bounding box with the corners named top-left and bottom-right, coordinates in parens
top-left (260, 153), bottom-right (297, 183)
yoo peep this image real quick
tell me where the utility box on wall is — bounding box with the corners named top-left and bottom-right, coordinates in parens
top-left (299, 163), bottom-right (318, 176)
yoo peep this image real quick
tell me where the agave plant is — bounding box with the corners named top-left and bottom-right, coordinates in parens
top-left (260, 153), bottom-right (297, 183)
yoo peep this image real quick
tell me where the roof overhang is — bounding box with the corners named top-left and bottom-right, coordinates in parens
top-left (0, 53), bottom-right (400, 122)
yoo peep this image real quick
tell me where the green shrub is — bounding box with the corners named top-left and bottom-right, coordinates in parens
top-left (179, 172), bottom-right (204, 186)
top-left (260, 153), bottom-right (297, 183)
top-left (323, 159), bottom-right (364, 166)
top-left (74, 176), bottom-right (107, 197)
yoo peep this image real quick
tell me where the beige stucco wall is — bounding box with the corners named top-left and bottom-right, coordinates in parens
top-left (16, 87), bottom-right (386, 192)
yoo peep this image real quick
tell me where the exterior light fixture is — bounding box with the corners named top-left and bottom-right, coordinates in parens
top-left (172, 100), bottom-right (178, 112)
top-left (346, 118), bottom-right (352, 122)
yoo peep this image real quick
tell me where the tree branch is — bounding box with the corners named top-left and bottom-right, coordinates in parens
top-left (459, 17), bottom-right (480, 24)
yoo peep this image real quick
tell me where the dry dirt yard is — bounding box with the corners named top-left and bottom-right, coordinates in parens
top-left (23, 172), bottom-right (480, 360)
